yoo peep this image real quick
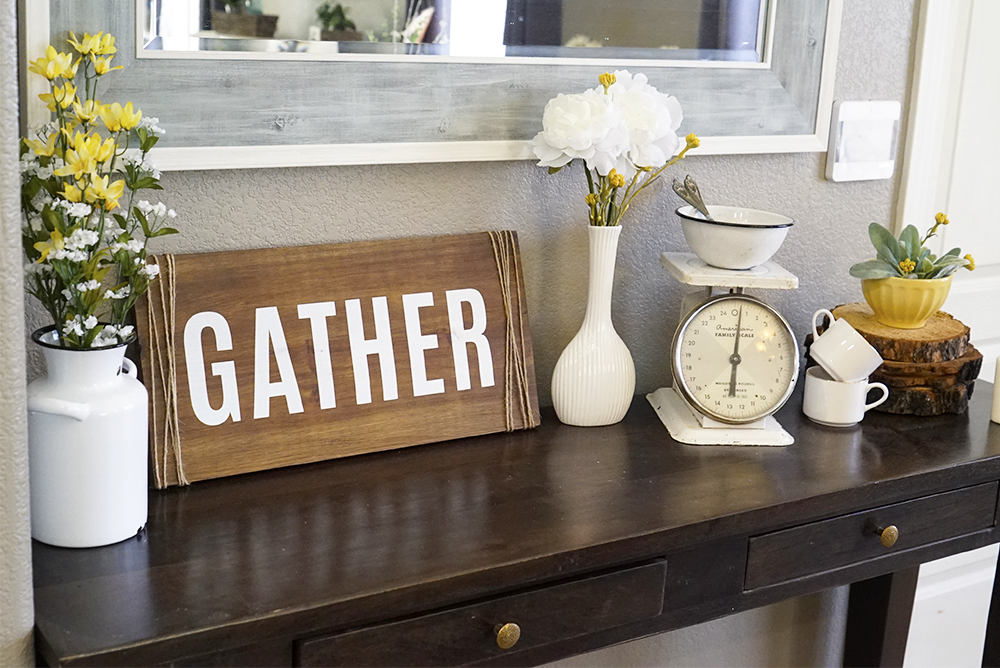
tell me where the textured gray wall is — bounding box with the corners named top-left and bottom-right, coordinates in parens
top-left (1, 0), bottom-right (33, 661)
top-left (10, 0), bottom-right (916, 665)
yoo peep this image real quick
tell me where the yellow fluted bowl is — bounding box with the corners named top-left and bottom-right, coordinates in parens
top-left (861, 275), bottom-right (953, 329)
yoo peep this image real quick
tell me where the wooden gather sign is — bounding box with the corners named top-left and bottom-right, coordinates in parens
top-left (137, 232), bottom-right (540, 487)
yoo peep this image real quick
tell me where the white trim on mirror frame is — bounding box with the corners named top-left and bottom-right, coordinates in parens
top-left (26, 0), bottom-right (842, 171)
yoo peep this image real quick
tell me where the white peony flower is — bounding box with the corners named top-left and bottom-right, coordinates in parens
top-left (531, 89), bottom-right (629, 175)
top-left (606, 70), bottom-right (683, 176)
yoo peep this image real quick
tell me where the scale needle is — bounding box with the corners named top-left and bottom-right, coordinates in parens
top-left (729, 304), bottom-right (743, 397)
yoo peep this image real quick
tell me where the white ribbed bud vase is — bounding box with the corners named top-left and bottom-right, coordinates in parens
top-left (551, 225), bottom-right (636, 426)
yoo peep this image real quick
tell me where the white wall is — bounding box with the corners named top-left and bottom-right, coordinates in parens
top-left (1, 0), bottom-right (32, 662)
top-left (4, 1), bottom-right (920, 666)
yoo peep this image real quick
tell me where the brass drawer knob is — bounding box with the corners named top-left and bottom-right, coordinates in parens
top-left (879, 525), bottom-right (899, 548)
top-left (495, 622), bottom-right (521, 650)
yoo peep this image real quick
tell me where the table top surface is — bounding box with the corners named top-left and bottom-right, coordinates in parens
top-left (33, 385), bottom-right (1000, 665)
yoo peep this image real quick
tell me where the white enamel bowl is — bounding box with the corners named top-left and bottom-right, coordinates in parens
top-left (676, 205), bottom-right (794, 270)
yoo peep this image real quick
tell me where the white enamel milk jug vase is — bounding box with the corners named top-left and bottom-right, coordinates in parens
top-left (27, 327), bottom-right (149, 548)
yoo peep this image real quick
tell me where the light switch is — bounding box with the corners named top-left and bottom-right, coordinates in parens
top-left (825, 100), bottom-right (901, 182)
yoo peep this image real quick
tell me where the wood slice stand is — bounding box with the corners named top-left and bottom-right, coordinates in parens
top-left (829, 303), bottom-right (980, 416)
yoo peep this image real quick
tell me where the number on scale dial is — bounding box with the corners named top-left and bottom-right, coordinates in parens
top-left (673, 294), bottom-right (799, 424)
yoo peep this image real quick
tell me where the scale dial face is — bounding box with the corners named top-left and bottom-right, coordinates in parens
top-left (672, 293), bottom-right (799, 424)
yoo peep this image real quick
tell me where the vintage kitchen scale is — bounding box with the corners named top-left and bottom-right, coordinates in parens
top-left (647, 252), bottom-right (801, 446)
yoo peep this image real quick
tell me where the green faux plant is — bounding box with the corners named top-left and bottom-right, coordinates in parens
top-left (849, 214), bottom-right (975, 280)
top-left (317, 2), bottom-right (356, 31)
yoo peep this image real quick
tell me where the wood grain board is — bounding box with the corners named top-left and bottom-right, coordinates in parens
top-left (823, 303), bottom-right (977, 416)
top-left (832, 303), bottom-right (969, 363)
top-left (136, 232), bottom-right (540, 487)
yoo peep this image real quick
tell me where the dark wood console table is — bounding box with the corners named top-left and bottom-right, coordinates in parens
top-left (33, 387), bottom-right (1000, 667)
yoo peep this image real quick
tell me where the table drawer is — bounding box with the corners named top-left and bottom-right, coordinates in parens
top-left (745, 481), bottom-right (998, 590)
top-left (296, 561), bottom-right (666, 667)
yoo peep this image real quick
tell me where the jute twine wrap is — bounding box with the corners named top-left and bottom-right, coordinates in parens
top-left (488, 231), bottom-right (535, 431)
top-left (147, 254), bottom-right (188, 487)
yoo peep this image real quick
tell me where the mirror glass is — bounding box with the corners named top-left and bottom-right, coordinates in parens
top-left (142, 0), bottom-right (768, 62)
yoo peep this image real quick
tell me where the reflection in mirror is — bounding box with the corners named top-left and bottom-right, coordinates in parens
top-left (143, 0), bottom-right (768, 62)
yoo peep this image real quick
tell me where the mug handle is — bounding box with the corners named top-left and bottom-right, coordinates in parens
top-left (121, 357), bottom-right (138, 379)
top-left (813, 309), bottom-right (835, 339)
top-left (864, 382), bottom-right (890, 411)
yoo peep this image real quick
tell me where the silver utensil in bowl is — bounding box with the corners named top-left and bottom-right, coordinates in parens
top-left (672, 175), bottom-right (713, 220)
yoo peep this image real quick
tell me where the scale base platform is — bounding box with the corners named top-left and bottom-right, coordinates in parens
top-left (646, 387), bottom-right (793, 446)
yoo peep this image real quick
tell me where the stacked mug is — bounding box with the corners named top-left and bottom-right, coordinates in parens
top-left (804, 309), bottom-right (889, 427)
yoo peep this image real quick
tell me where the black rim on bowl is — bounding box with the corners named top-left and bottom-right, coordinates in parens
top-left (675, 206), bottom-right (795, 229)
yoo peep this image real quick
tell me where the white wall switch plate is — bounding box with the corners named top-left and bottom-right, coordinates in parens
top-left (826, 100), bottom-right (902, 181)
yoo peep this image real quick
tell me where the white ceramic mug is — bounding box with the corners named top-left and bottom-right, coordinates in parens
top-left (810, 309), bottom-right (884, 382)
top-left (802, 366), bottom-right (889, 427)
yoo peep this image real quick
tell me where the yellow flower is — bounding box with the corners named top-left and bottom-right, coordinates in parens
top-left (899, 258), bottom-right (916, 274)
top-left (90, 54), bottom-right (123, 76)
top-left (72, 99), bottom-right (103, 125)
top-left (24, 133), bottom-right (59, 158)
top-left (61, 182), bottom-right (85, 203)
top-left (84, 174), bottom-right (125, 211)
top-left (33, 230), bottom-right (64, 263)
top-left (54, 132), bottom-right (116, 179)
top-left (686, 133), bottom-right (700, 149)
top-left (964, 254), bottom-right (975, 271)
top-left (935, 212), bottom-right (950, 225)
top-left (38, 81), bottom-right (77, 111)
top-left (585, 193), bottom-right (599, 206)
top-left (607, 169), bottom-right (626, 189)
top-left (67, 31), bottom-right (117, 56)
top-left (598, 72), bottom-right (616, 92)
top-left (28, 46), bottom-right (73, 80)
top-left (100, 102), bottom-right (141, 132)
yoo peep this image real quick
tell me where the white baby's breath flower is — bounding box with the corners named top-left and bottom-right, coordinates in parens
top-left (136, 200), bottom-right (153, 215)
top-left (167, 209), bottom-right (176, 219)
top-left (531, 88), bottom-right (629, 175)
top-left (61, 288), bottom-right (73, 300)
top-left (62, 318), bottom-right (84, 337)
top-left (118, 325), bottom-right (134, 339)
top-left (35, 164), bottom-right (54, 180)
top-left (30, 189), bottom-right (52, 210)
top-left (139, 263), bottom-right (161, 279)
top-left (110, 239), bottom-right (144, 254)
top-left (151, 202), bottom-right (167, 217)
top-left (74, 280), bottom-right (101, 293)
top-left (83, 315), bottom-right (98, 331)
top-left (103, 285), bottom-right (131, 300)
top-left (91, 333), bottom-right (117, 348)
top-left (64, 228), bottom-right (100, 251)
top-left (28, 216), bottom-right (43, 232)
top-left (51, 249), bottom-right (88, 262)
top-left (139, 116), bottom-right (165, 134)
top-left (66, 202), bottom-right (93, 220)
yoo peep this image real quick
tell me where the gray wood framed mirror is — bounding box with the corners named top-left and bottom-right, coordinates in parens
top-left (23, 0), bottom-right (841, 170)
